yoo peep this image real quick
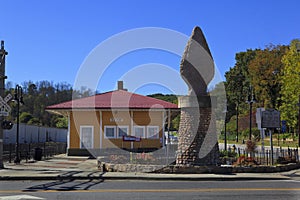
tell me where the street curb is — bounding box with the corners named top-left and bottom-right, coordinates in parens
top-left (103, 162), bottom-right (300, 174)
top-left (0, 174), bottom-right (291, 181)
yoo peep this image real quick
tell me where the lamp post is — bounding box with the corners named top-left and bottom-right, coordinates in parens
top-left (246, 86), bottom-right (256, 141)
top-left (13, 84), bottom-right (24, 164)
top-left (223, 106), bottom-right (228, 151)
top-left (236, 103), bottom-right (239, 143)
top-left (235, 74), bottom-right (244, 143)
top-left (0, 41), bottom-right (8, 169)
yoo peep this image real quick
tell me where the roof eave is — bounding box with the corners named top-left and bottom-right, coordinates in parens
top-left (46, 107), bottom-right (179, 113)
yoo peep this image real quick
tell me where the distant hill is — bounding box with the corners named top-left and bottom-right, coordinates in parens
top-left (148, 93), bottom-right (180, 131)
top-left (147, 93), bottom-right (178, 104)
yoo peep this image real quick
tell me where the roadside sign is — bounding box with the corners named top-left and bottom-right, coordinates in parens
top-left (0, 111), bottom-right (9, 117)
top-left (0, 94), bottom-right (12, 116)
top-left (261, 109), bottom-right (281, 128)
top-left (281, 120), bottom-right (287, 133)
top-left (123, 135), bottom-right (142, 142)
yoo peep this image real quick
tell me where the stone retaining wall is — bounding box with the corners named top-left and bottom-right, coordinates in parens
top-left (98, 160), bottom-right (300, 174)
top-left (98, 161), bottom-right (164, 173)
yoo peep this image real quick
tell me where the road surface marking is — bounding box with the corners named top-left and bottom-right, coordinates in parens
top-left (0, 195), bottom-right (44, 200)
top-left (1, 188), bottom-right (300, 193)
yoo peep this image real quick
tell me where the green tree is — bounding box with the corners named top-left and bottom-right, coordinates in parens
top-left (225, 50), bottom-right (256, 119)
top-left (148, 93), bottom-right (180, 130)
top-left (279, 39), bottom-right (300, 131)
top-left (209, 81), bottom-right (227, 121)
top-left (28, 117), bottom-right (41, 125)
top-left (19, 112), bottom-right (33, 123)
top-left (8, 80), bottom-right (73, 128)
top-left (55, 117), bottom-right (68, 128)
top-left (171, 115), bottom-right (180, 130)
top-left (147, 93), bottom-right (178, 104)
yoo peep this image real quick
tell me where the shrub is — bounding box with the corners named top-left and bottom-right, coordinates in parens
top-left (219, 150), bottom-right (237, 158)
top-left (241, 128), bottom-right (261, 141)
top-left (246, 140), bottom-right (256, 153)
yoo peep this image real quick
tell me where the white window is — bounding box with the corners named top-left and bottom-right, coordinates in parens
top-left (133, 126), bottom-right (145, 138)
top-left (147, 126), bottom-right (159, 139)
top-left (117, 126), bottom-right (128, 138)
top-left (80, 126), bottom-right (94, 149)
top-left (104, 126), bottom-right (116, 138)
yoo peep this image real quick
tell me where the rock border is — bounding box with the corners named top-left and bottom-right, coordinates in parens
top-left (98, 160), bottom-right (300, 174)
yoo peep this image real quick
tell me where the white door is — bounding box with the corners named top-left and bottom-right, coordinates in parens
top-left (80, 126), bottom-right (94, 149)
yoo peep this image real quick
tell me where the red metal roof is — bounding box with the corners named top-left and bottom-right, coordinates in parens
top-left (46, 90), bottom-right (178, 110)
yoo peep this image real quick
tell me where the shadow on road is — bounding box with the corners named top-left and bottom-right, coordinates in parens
top-left (22, 171), bottom-right (106, 192)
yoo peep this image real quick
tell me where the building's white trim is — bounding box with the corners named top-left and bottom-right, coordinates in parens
top-left (167, 109), bottom-right (171, 146)
top-left (48, 108), bottom-right (179, 113)
top-left (99, 111), bottom-right (103, 149)
top-left (162, 111), bottom-right (166, 145)
top-left (67, 112), bottom-right (70, 149)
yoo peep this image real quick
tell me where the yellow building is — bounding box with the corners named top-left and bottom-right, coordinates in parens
top-left (46, 82), bottom-right (178, 156)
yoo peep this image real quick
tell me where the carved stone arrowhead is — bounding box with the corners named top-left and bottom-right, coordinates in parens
top-left (180, 26), bottom-right (214, 96)
top-left (176, 26), bottom-right (219, 166)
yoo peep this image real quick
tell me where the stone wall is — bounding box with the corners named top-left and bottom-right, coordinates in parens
top-left (98, 160), bottom-right (300, 174)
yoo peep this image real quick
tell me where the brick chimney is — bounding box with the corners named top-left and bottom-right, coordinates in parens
top-left (117, 81), bottom-right (127, 91)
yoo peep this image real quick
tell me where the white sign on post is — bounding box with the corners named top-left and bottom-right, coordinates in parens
top-left (256, 107), bottom-right (265, 129)
top-left (256, 108), bottom-right (266, 153)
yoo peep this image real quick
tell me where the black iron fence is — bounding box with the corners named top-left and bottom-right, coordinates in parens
top-left (223, 147), bottom-right (299, 166)
top-left (3, 142), bottom-right (67, 163)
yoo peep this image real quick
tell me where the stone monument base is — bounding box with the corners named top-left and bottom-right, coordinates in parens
top-left (176, 95), bottom-right (219, 166)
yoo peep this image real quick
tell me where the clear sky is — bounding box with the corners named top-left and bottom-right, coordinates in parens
top-left (1, 0), bottom-right (299, 95)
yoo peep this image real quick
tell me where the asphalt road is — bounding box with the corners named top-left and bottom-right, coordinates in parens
top-left (1, 179), bottom-right (300, 200)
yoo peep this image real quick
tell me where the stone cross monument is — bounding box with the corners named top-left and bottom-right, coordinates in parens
top-left (176, 27), bottom-right (219, 166)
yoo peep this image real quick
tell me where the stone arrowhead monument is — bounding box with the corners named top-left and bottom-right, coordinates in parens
top-left (176, 27), bottom-right (219, 166)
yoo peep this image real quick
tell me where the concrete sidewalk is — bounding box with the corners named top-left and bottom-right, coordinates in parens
top-left (0, 154), bottom-right (298, 181)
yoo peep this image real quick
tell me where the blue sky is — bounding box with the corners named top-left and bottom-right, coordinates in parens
top-left (1, 0), bottom-right (299, 95)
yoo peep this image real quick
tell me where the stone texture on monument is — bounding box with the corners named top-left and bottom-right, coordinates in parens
top-left (176, 26), bottom-right (219, 166)
top-left (180, 26), bottom-right (214, 97)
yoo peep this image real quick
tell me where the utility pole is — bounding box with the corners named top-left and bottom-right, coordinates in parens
top-left (0, 40), bottom-right (8, 169)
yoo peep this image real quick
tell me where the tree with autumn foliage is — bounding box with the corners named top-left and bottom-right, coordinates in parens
top-left (279, 39), bottom-right (300, 132)
top-left (220, 42), bottom-right (296, 137)
top-left (248, 45), bottom-right (289, 109)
